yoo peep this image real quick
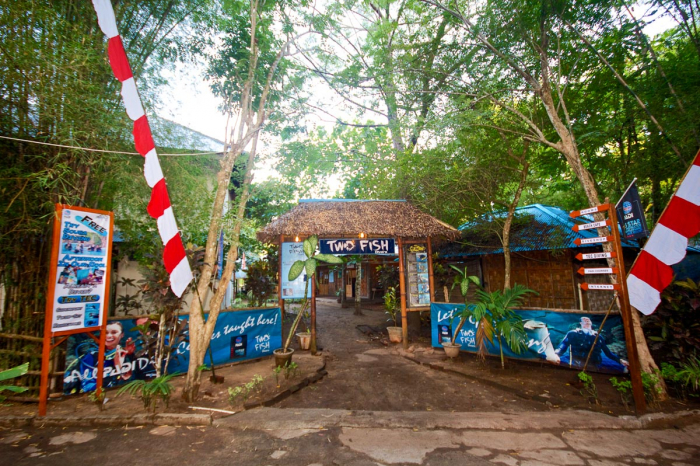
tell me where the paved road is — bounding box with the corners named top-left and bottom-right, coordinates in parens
top-left (1, 409), bottom-right (698, 465)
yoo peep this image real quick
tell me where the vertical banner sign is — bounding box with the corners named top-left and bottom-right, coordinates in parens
top-left (52, 207), bottom-right (113, 333)
top-left (217, 231), bottom-right (224, 280)
top-left (405, 244), bottom-right (431, 307)
top-left (40, 204), bottom-right (114, 416)
top-left (615, 179), bottom-right (649, 240)
top-left (280, 242), bottom-right (311, 299)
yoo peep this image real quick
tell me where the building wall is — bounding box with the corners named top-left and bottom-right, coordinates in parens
top-left (481, 250), bottom-right (579, 310)
top-left (112, 258), bottom-right (233, 316)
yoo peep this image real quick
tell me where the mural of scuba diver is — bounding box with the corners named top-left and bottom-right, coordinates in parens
top-left (431, 304), bottom-right (628, 374)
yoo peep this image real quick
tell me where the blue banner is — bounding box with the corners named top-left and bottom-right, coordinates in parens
top-left (63, 307), bottom-right (282, 395)
top-left (615, 180), bottom-right (649, 240)
top-left (319, 238), bottom-right (395, 255)
top-left (431, 303), bottom-right (628, 374)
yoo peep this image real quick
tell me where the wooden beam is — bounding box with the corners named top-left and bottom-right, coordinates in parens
top-left (427, 237), bottom-right (435, 303)
top-left (609, 205), bottom-right (646, 414)
top-left (398, 237), bottom-right (408, 349)
top-left (311, 275), bottom-right (317, 355)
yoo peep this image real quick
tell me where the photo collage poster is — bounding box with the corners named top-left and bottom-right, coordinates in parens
top-left (280, 242), bottom-right (311, 299)
top-left (51, 207), bottom-right (112, 333)
top-left (405, 244), bottom-right (431, 307)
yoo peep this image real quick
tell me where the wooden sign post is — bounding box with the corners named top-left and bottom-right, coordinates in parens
top-left (39, 204), bottom-right (113, 416)
top-left (570, 203), bottom-right (646, 414)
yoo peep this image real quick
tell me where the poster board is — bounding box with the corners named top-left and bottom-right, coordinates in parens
top-left (40, 204), bottom-right (114, 415)
top-left (51, 207), bottom-right (113, 332)
top-left (280, 242), bottom-right (311, 299)
top-left (404, 243), bottom-right (431, 308)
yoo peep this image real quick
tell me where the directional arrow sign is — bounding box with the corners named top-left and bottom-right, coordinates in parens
top-left (581, 283), bottom-right (621, 291)
top-left (574, 236), bottom-right (613, 246)
top-left (577, 267), bottom-right (619, 275)
top-left (575, 251), bottom-right (617, 261)
top-left (572, 219), bottom-right (611, 232)
top-left (569, 203), bottom-right (610, 218)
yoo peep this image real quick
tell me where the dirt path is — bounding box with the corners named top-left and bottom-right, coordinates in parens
top-left (277, 303), bottom-right (546, 412)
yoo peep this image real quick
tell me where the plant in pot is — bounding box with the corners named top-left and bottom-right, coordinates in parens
top-left (384, 286), bottom-right (402, 343)
top-left (442, 266), bottom-right (481, 357)
top-left (275, 235), bottom-right (342, 365)
top-left (447, 266), bottom-right (535, 366)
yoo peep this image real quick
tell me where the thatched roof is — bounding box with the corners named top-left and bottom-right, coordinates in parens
top-left (257, 200), bottom-right (460, 244)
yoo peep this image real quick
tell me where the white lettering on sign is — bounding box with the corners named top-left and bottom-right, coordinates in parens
top-left (587, 284), bottom-right (616, 290)
top-left (581, 252), bottom-right (612, 260)
top-left (325, 239), bottom-right (391, 254)
top-left (579, 206), bottom-right (603, 215)
top-left (580, 237), bottom-right (609, 244)
top-left (577, 220), bottom-right (608, 231)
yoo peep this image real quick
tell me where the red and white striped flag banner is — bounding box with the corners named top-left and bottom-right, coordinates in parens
top-left (627, 151), bottom-right (700, 315)
top-left (92, 0), bottom-right (193, 297)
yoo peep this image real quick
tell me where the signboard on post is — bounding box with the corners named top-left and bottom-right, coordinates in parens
top-left (319, 238), bottom-right (395, 255)
top-left (51, 207), bottom-right (112, 332)
top-left (569, 201), bottom-right (646, 413)
top-left (40, 204), bottom-right (114, 416)
top-left (280, 242), bottom-right (311, 299)
top-left (404, 243), bottom-right (431, 308)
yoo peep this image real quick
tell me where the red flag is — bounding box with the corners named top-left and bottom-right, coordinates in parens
top-left (627, 152), bottom-right (700, 314)
top-left (92, 0), bottom-right (192, 297)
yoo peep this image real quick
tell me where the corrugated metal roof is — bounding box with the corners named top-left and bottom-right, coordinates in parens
top-left (443, 204), bottom-right (638, 257)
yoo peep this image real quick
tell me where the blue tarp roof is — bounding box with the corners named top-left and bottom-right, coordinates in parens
top-left (443, 204), bottom-right (638, 257)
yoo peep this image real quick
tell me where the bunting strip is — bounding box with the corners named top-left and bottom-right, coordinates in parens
top-left (92, 0), bottom-right (193, 297)
top-left (627, 151), bottom-right (700, 315)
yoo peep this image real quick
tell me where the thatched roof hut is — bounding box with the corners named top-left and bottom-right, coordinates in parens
top-left (257, 199), bottom-right (460, 243)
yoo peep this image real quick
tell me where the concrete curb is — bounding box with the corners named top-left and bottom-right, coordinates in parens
top-left (0, 357), bottom-right (327, 428)
top-left (215, 407), bottom-right (700, 431)
top-left (0, 413), bottom-right (212, 428)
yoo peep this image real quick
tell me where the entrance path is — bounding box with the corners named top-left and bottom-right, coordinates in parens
top-left (279, 302), bottom-right (546, 412)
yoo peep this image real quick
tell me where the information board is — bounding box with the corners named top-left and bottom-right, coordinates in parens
top-left (51, 206), bottom-right (113, 333)
top-left (405, 244), bottom-right (430, 307)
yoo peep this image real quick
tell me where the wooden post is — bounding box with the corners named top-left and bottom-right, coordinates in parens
top-left (427, 237), bottom-right (435, 303)
top-left (609, 206), bottom-right (646, 414)
top-left (278, 235), bottom-right (285, 318)
top-left (39, 207), bottom-right (62, 416)
top-left (397, 237), bottom-right (408, 349)
top-left (311, 274), bottom-right (317, 355)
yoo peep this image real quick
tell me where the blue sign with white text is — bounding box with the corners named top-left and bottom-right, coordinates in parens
top-left (431, 303), bottom-right (628, 374)
top-left (320, 238), bottom-right (395, 255)
top-left (63, 307), bottom-right (282, 394)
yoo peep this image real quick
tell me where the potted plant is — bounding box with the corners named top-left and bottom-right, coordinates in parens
top-left (384, 286), bottom-right (402, 343)
top-left (446, 266), bottom-right (535, 366)
top-left (274, 235), bottom-right (342, 366)
top-left (441, 266), bottom-right (481, 357)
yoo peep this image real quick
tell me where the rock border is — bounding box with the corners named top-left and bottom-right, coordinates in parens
top-left (242, 360), bottom-right (328, 410)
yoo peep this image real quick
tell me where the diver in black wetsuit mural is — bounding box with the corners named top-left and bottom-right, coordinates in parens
top-left (554, 317), bottom-right (629, 372)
